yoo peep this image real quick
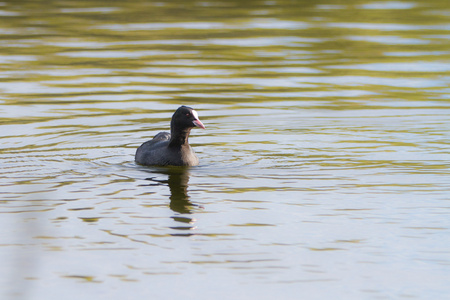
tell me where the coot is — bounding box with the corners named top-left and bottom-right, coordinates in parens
top-left (135, 106), bottom-right (206, 166)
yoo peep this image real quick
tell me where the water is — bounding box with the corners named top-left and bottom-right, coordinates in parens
top-left (1, 0), bottom-right (449, 299)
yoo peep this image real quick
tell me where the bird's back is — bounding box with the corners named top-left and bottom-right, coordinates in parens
top-left (135, 132), bottom-right (171, 165)
top-left (135, 132), bottom-right (199, 166)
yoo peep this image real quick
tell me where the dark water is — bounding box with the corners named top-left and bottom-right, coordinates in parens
top-left (1, 0), bottom-right (449, 299)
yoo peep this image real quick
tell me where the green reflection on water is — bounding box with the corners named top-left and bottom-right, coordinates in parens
top-left (1, 0), bottom-right (448, 110)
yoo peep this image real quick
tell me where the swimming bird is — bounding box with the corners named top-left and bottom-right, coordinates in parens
top-left (135, 106), bottom-right (205, 166)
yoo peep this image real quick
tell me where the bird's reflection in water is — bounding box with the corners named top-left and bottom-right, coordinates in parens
top-left (144, 167), bottom-right (198, 235)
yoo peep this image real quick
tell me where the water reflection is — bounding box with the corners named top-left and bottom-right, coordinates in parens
top-left (144, 167), bottom-right (197, 231)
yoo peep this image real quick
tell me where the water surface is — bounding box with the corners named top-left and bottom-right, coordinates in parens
top-left (1, 0), bottom-right (449, 299)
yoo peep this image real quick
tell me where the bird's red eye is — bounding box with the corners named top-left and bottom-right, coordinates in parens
top-left (186, 113), bottom-right (190, 117)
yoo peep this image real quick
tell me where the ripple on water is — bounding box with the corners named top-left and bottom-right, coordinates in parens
top-left (1, 1), bottom-right (450, 299)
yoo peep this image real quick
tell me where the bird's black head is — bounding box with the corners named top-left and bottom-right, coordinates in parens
top-left (171, 106), bottom-right (206, 131)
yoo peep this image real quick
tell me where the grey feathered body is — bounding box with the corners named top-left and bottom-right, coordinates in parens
top-left (135, 132), bottom-right (199, 166)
